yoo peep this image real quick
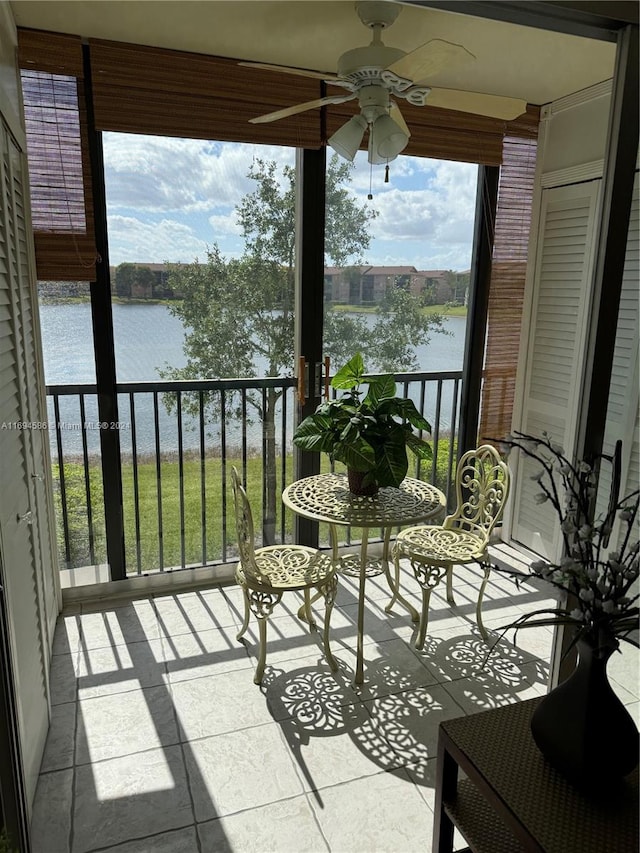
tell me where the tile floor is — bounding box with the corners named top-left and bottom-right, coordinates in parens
top-left (31, 552), bottom-right (639, 853)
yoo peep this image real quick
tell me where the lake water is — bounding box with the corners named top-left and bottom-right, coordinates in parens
top-left (39, 302), bottom-right (466, 455)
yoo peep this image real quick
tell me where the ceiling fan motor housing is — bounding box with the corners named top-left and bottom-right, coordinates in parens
top-left (337, 43), bottom-right (405, 82)
top-left (357, 84), bottom-right (391, 122)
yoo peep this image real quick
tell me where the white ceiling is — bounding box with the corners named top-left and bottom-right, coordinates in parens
top-left (10, 0), bottom-right (616, 107)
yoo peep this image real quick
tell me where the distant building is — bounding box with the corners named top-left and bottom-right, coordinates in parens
top-left (324, 265), bottom-right (468, 306)
top-left (106, 262), bottom-right (469, 305)
top-left (109, 263), bottom-right (176, 298)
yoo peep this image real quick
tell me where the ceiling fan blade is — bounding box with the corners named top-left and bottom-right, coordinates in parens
top-left (426, 87), bottom-right (527, 120)
top-left (249, 94), bottom-right (355, 124)
top-left (390, 102), bottom-right (411, 138)
top-left (238, 60), bottom-right (340, 82)
top-left (387, 39), bottom-right (475, 84)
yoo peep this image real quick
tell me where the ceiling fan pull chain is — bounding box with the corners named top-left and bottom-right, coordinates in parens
top-left (368, 159), bottom-right (373, 200)
top-left (384, 163), bottom-right (389, 183)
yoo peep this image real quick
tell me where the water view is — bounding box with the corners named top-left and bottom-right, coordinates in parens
top-left (40, 302), bottom-right (466, 456)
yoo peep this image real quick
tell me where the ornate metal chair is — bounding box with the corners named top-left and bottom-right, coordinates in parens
top-left (392, 445), bottom-right (510, 648)
top-left (231, 467), bottom-right (339, 684)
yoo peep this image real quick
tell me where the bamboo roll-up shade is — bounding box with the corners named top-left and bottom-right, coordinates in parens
top-left (18, 28), bottom-right (84, 77)
top-left (479, 135), bottom-right (538, 445)
top-left (18, 29), bottom-right (97, 281)
top-left (88, 39), bottom-right (323, 148)
top-left (32, 232), bottom-right (97, 282)
top-left (325, 103), bottom-right (539, 166)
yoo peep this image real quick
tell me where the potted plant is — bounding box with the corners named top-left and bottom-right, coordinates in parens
top-left (293, 353), bottom-right (432, 495)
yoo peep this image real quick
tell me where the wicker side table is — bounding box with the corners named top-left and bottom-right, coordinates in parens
top-left (433, 697), bottom-right (639, 853)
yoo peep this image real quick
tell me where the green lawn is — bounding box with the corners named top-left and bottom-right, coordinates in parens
top-left (53, 441), bottom-right (456, 575)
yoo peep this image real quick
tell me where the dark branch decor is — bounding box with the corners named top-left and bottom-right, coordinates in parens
top-left (491, 430), bottom-right (639, 787)
top-left (493, 431), bottom-right (639, 649)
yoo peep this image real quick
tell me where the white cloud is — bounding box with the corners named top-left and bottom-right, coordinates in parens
top-left (208, 211), bottom-right (243, 237)
top-left (103, 134), bottom-right (294, 213)
top-left (103, 135), bottom-right (476, 270)
top-left (108, 216), bottom-right (208, 265)
top-left (352, 157), bottom-right (477, 270)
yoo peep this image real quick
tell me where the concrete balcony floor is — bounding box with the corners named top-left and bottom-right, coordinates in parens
top-left (32, 548), bottom-right (639, 853)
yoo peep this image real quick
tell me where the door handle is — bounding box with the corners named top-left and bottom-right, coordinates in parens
top-left (17, 510), bottom-right (33, 525)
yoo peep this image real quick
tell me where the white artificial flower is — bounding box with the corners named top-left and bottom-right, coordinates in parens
top-left (531, 560), bottom-right (548, 572)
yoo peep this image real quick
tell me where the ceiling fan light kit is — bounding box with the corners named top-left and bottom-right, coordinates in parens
top-left (246, 0), bottom-right (527, 167)
top-left (327, 113), bottom-right (367, 161)
top-left (372, 112), bottom-right (408, 159)
top-left (331, 82), bottom-right (409, 165)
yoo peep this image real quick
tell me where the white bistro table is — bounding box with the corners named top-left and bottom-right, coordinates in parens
top-left (282, 472), bottom-right (446, 684)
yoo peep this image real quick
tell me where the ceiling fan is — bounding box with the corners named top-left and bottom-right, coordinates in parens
top-left (245, 1), bottom-right (527, 166)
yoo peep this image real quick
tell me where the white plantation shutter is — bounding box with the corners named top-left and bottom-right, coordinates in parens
top-left (596, 174), bottom-right (639, 548)
top-left (512, 180), bottom-right (601, 559)
top-left (0, 116), bottom-right (57, 812)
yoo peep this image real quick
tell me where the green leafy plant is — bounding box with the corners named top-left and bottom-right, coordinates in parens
top-left (293, 353), bottom-right (432, 490)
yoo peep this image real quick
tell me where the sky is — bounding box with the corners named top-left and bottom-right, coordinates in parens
top-left (103, 133), bottom-right (477, 273)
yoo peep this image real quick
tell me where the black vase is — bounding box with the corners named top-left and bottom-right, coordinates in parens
top-left (531, 633), bottom-right (639, 787)
top-left (347, 468), bottom-right (379, 496)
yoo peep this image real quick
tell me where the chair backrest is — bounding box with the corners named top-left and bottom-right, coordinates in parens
top-left (444, 444), bottom-right (510, 545)
top-left (231, 466), bottom-right (262, 582)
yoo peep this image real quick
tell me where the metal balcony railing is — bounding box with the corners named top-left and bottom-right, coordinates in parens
top-left (46, 370), bottom-right (463, 579)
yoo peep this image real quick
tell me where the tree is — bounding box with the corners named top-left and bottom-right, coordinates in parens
top-left (443, 269), bottom-right (469, 305)
top-left (161, 155), bottom-right (447, 541)
top-left (323, 286), bottom-right (448, 373)
top-left (162, 155), bottom-right (375, 541)
top-left (114, 263), bottom-right (156, 299)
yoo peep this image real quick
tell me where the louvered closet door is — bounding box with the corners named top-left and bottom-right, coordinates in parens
top-left (596, 174), bottom-right (639, 547)
top-left (0, 117), bottom-right (52, 812)
top-left (511, 180), bottom-right (600, 560)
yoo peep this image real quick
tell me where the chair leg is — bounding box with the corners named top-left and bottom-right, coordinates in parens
top-left (297, 589), bottom-right (322, 621)
top-left (416, 587), bottom-right (434, 649)
top-left (410, 560), bottom-right (448, 649)
top-left (318, 575), bottom-right (339, 672)
top-left (386, 547), bottom-right (420, 622)
top-left (254, 617), bottom-right (269, 685)
top-left (475, 561), bottom-right (492, 642)
top-left (236, 582), bottom-right (250, 641)
top-left (247, 589), bottom-right (282, 685)
top-left (386, 546), bottom-right (402, 613)
top-left (445, 566), bottom-right (455, 605)
top-left (302, 588), bottom-right (317, 632)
